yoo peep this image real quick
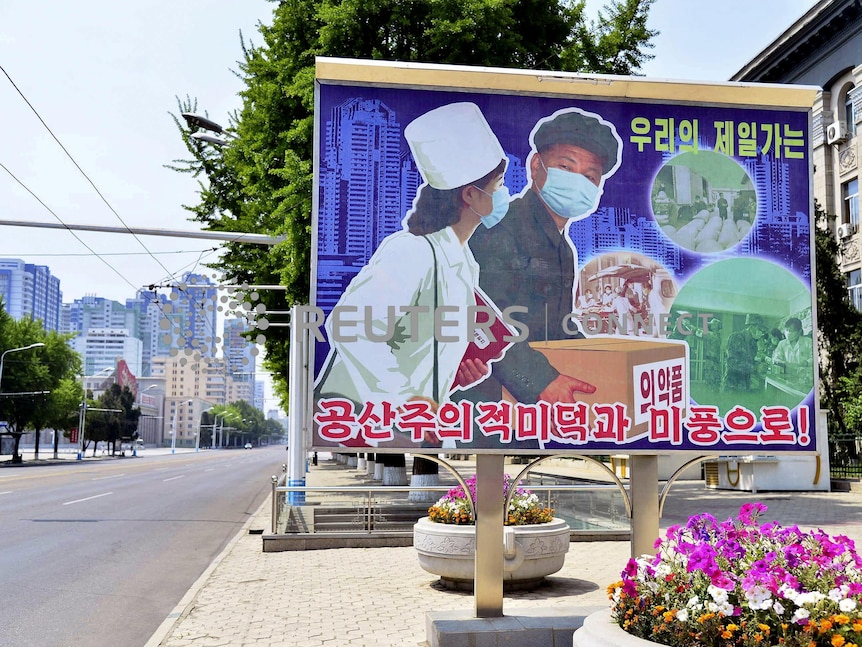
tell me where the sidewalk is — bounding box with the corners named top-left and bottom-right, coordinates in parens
top-left (0, 445), bottom-right (202, 466)
top-left (146, 456), bottom-right (862, 647)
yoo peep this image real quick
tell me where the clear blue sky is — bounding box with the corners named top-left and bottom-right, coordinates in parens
top-left (0, 0), bottom-right (816, 303)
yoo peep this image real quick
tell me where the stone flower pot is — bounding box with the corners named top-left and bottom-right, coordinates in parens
top-left (573, 609), bottom-right (660, 647)
top-left (412, 516), bottom-right (570, 590)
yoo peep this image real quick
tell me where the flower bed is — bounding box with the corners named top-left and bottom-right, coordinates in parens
top-left (426, 474), bottom-right (555, 526)
top-left (607, 503), bottom-right (862, 647)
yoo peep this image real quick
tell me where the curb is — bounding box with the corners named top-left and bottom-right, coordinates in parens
top-left (142, 495), bottom-right (271, 647)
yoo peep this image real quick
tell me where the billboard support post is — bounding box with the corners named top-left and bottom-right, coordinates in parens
top-left (475, 453), bottom-right (505, 617)
top-left (288, 306), bottom-right (307, 505)
top-left (630, 455), bottom-right (660, 557)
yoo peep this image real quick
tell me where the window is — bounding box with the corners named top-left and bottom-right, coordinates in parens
top-left (849, 270), bottom-right (862, 311)
top-left (843, 179), bottom-right (859, 227)
top-left (845, 87), bottom-right (857, 137)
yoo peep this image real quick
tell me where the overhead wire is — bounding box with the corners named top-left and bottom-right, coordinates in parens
top-left (0, 161), bottom-right (142, 293)
top-left (1, 63), bottom-right (225, 354)
top-left (0, 63), bottom-right (181, 286)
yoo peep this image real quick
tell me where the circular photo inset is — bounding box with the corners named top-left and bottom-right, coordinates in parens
top-left (670, 258), bottom-right (813, 416)
top-left (650, 150), bottom-right (757, 254)
top-left (576, 252), bottom-right (677, 338)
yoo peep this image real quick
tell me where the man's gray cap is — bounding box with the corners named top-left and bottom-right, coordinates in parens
top-left (533, 111), bottom-right (619, 175)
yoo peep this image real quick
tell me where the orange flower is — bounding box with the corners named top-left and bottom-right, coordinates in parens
top-left (834, 615), bottom-right (851, 625)
top-left (832, 635), bottom-right (846, 647)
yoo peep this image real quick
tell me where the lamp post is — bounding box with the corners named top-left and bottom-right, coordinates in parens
top-left (170, 399), bottom-right (194, 454)
top-left (0, 343), bottom-right (45, 393)
top-left (0, 343), bottom-right (45, 463)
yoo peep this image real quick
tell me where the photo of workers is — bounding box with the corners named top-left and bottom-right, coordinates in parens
top-left (652, 150), bottom-right (757, 253)
top-left (575, 252), bottom-right (677, 338)
top-left (669, 257), bottom-right (814, 416)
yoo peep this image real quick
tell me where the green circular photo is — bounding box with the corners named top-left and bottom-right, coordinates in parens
top-left (670, 258), bottom-right (813, 416)
top-left (651, 150), bottom-right (757, 254)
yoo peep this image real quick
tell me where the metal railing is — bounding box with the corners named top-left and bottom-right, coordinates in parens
top-left (269, 478), bottom-right (630, 536)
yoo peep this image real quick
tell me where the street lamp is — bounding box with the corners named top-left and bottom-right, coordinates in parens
top-left (0, 343), bottom-right (45, 463)
top-left (170, 399), bottom-right (194, 454)
top-left (0, 343), bottom-right (45, 394)
top-left (182, 113), bottom-right (237, 147)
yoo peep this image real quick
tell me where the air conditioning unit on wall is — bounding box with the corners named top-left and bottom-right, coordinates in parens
top-left (838, 223), bottom-right (856, 238)
top-left (827, 121), bottom-right (849, 145)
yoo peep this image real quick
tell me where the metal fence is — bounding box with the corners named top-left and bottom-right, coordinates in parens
top-left (829, 434), bottom-right (862, 479)
top-left (270, 476), bottom-right (630, 536)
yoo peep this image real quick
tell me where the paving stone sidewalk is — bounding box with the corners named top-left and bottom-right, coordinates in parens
top-left (147, 457), bottom-right (862, 647)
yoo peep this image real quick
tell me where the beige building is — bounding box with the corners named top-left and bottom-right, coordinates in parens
top-left (150, 355), bottom-right (250, 447)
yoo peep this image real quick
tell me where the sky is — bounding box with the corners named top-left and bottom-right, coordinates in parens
top-left (0, 0), bottom-right (817, 404)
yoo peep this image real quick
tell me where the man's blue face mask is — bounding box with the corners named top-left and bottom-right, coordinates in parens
top-left (538, 157), bottom-right (601, 220)
top-left (471, 185), bottom-right (510, 228)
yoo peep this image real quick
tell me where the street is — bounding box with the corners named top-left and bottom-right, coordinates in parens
top-left (0, 445), bottom-right (287, 647)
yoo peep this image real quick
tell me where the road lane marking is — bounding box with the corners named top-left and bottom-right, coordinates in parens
top-left (0, 491), bottom-right (12, 495)
top-left (92, 473), bottom-right (126, 481)
top-left (204, 468), bottom-right (215, 472)
top-left (163, 475), bottom-right (185, 482)
top-left (63, 492), bottom-right (113, 505)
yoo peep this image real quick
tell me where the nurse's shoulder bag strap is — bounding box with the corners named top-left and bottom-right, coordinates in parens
top-left (423, 235), bottom-right (439, 402)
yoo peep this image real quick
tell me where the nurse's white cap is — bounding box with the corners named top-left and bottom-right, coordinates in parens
top-left (404, 102), bottom-right (505, 190)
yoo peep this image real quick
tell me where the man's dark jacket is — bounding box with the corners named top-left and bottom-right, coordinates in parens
top-left (467, 189), bottom-right (584, 402)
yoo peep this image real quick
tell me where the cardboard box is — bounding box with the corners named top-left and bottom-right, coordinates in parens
top-left (504, 337), bottom-right (689, 438)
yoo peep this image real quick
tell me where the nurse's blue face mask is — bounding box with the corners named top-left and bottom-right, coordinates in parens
top-left (537, 156), bottom-right (600, 220)
top-left (470, 184), bottom-right (510, 228)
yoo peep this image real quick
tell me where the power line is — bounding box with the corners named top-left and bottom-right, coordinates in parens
top-left (0, 63), bottom-right (180, 285)
top-left (0, 161), bottom-right (142, 293)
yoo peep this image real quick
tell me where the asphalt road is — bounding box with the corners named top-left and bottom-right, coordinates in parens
top-left (0, 445), bottom-right (288, 647)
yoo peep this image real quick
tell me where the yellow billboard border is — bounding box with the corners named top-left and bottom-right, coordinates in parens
top-left (316, 57), bottom-right (818, 110)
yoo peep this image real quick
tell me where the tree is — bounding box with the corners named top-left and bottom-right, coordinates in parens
top-left (169, 0), bottom-right (658, 405)
top-left (84, 384), bottom-right (141, 456)
top-left (814, 202), bottom-right (862, 465)
top-left (0, 311), bottom-right (82, 463)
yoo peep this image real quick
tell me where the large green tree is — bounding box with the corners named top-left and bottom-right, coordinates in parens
top-left (170, 0), bottom-right (658, 404)
top-left (0, 310), bottom-right (82, 463)
top-left (814, 203), bottom-right (862, 458)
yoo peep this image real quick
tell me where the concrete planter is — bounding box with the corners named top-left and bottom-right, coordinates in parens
top-left (413, 516), bottom-right (569, 590)
top-left (573, 609), bottom-right (659, 647)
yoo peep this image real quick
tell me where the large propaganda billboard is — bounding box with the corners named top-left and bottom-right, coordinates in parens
top-left (308, 58), bottom-right (819, 455)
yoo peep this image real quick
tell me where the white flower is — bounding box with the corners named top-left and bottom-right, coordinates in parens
top-left (687, 595), bottom-right (701, 608)
top-left (839, 598), bottom-right (857, 613)
top-left (791, 607), bottom-right (810, 623)
top-left (676, 608), bottom-right (689, 623)
top-left (828, 587), bottom-right (844, 602)
top-left (707, 584), bottom-right (728, 604)
top-left (744, 584), bottom-right (772, 610)
top-left (795, 591), bottom-right (825, 606)
top-left (772, 600), bottom-right (785, 615)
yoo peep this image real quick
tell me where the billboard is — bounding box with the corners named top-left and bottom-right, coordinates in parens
top-left (309, 58), bottom-right (818, 455)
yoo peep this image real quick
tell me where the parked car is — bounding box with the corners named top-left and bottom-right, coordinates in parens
top-left (244, 443), bottom-right (253, 449)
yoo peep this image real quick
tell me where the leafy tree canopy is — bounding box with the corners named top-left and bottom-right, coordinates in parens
top-left (815, 202), bottom-right (862, 437)
top-left (0, 304), bottom-right (83, 461)
top-left (170, 0), bottom-right (658, 406)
